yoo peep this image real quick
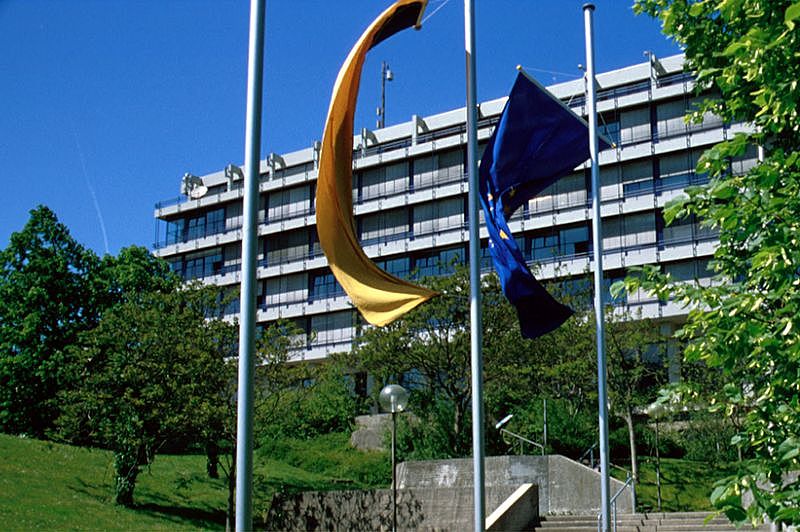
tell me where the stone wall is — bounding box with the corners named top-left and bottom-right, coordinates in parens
top-left (265, 485), bottom-right (534, 531)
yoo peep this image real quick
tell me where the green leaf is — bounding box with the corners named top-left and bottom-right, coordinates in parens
top-left (786, 2), bottom-right (800, 24)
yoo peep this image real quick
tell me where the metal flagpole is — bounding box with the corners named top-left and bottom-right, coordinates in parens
top-left (583, 4), bottom-right (611, 531)
top-left (464, 1), bottom-right (485, 530)
top-left (236, 0), bottom-right (265, 530)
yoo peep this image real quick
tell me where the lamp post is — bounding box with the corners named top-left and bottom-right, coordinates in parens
top-left (379, 384), bottom-right (408, 532)
top-left (377, 61), bottom-right (393, 128)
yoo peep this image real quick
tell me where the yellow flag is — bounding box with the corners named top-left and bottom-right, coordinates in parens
top-left (316, 0), bottom-right (436, 327)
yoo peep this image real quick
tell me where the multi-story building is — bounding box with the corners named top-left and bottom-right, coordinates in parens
top-left (152, 53), bottom-right (756, 362)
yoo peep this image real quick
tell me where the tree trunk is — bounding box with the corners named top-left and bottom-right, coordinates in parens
top-left (206, 440), bottom-right (220, 479)
top-left (453, 401), bottom-right (463, 454)
top-left (226, 452), bottom-right (236, 532)
top-left (624, 407), bottom-right (638, 511)
top-left (114, 450), bottom-right (140, 507)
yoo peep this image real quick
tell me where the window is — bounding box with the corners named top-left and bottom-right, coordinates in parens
top-left (309, 270), bottom-right (344, 301)
top-left (413, 246), bottom-right (465, 278)
top-left (560, 226), bottom-right (591, 257)
top-left (169, 208), bottom-right (226, 243)
top-left (656, 99), bottom-right (687, 140)
top-left (166, 218), bottom-right (185, 245)
top-left (619, 106), bottom-right (650, 145)
top-left (267, 185), bottom-right (310, 221)
top-left (621, 160), bottom-right (653, 198)
top-left (658, 211), bottom-right (716, 246)
top-left (480, 241), bottom-right (494, 270)
top-left (658, 152), bottom-right (693, 191)
top-left (359, 208), bottom-right (408, 245)
top-left (598, 120), bottom-right (620, 146)
top-left (265, 229), bottom-right (308, 266)
top-left (376, 256), bottom-right (411, 279)
top-left (532, 233), bottom-right (558, 261)
top-left (359, 161), bottom-right (409, 201)
top-left (688, 95), bottom-right (724, 132)
top-left (310, 311), bottom-right (355, 347)
top-left (529, 224), bottom-right (591, 262)
top-left (264, 273), bottom-right (306, 307)
top-left (413, 148), bottom-right (464, 190)
top-left (182, 249), bottom-right (223, 280)
top-left (412, 197), bottom-right (464, 236)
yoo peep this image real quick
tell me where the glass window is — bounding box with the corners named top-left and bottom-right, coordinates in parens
top-left (560, 226), bottom-right (590, 257)
top-left (166, 219), bottom-right (184, 245)
top-left (360, 208), bottom-right (408, 245)
top-left (656, 99), bottom-right (687, 139)
top-left (182, 249), bottom-right (223, 280)
top-left (376, 256), bottom-right (411, 279)
top-left (310, 311), bottom-right (354, 346)
top-left (619, 106), bottom-right (650, 145)
top-left (265, 229), bottom-right (308, 265)
top-left (265, 273), bottom-right (306, 306)
top-left (360, 162), bottom-right (408, 201)
top-left (412, 246), bottom-right (464, 278)
top-left (532, 233), bottom-right (558, 261)
top-left (412, 197), bottom-right (464, 236)
top-left (309, 270), bottom-right (344, 300)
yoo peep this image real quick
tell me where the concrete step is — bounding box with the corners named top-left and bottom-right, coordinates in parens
top-left (532, 512), bottom-right (772, 532)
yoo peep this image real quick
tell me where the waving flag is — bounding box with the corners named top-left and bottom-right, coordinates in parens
top-left (316, 0), bottom-right (435, 327)
top-left (479, 71), bottom-right (611, 339)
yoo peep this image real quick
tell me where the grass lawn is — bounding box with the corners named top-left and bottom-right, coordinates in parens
top-left (1, 431), bottom-right (736, 528)
top-left (0, 432), bottom-right (388, 530)
top-left (0, 434), bottom-right (226, 530)
top-left (611, 456), bottom-right (738, 512)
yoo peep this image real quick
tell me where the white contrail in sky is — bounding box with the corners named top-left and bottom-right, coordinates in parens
top-left (71, 127), bottom-right (110, 255)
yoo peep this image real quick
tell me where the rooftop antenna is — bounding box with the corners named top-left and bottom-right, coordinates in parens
top-left (376, 61), bottom-right (393, 128)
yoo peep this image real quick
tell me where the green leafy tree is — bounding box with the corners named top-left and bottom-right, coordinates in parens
top-left (619, 0), bottom-right (800, 523)
top-left (353, 267), bottom-right (480, 458)
top-left (354, 267), bottom-right (598, 459)
top-left (0, 206), bottom-right (100, 436)
top-left (198, 319), bottom-right (307, 531)
top-left (56, 286), bottom-right (228, 506)
top-left (606, 312), bottom-right (668, 506)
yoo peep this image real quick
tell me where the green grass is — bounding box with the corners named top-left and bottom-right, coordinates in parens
top-left (0, 432), bottom-right (389, 530)
top-left (1, 432), bottom-right (736, 528)
top-left (0, 434), bottom-right (226, 530)
top-left (611, 456), bottom-right (737, 512)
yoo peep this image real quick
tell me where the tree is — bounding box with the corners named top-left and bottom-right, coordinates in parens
top-left (198, 318), bottom-right (307, 531)
top-left (606, 311), bottom-right (668, 506)
top-left (620, 0), bottom-right (800, 524)
top-left (353, 267), bottom-right (474, 457)
top-left (0, 206), bottom-right (100, 437)
top-left (353, 267), bottom-right (601, 459)
top-left (56, 285), bottom-right (228, 506)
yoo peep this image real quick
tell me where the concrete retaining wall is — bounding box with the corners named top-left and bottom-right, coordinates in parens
top-left (265, 454), bottom-right (630, 530)
top-left (265, 485), bottom-right (534, 531)
top-left (398, 454), bottom-right (633, 515)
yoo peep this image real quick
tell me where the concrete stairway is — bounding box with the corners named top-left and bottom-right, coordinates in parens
top-left (533, 511), bottom-right (771, 532)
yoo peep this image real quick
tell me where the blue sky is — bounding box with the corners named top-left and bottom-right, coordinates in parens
top-left (0, 0), bottom-right (680, 257)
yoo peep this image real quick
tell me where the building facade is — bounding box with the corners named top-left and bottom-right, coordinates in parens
top-left (152, 54), bottom-right (756, 361)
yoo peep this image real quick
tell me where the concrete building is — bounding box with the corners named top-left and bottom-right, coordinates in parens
top-left (152, 53), bottom-right (755, 361)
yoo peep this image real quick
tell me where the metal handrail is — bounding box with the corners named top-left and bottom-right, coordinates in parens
top-left (499, 428), bottom-right (545, 456)
top-left (597, 472), bottom-right (635, 532)
top-left (579, 443), bottom-right (598, 469)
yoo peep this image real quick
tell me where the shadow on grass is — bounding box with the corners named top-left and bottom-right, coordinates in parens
top-left (134, 502), bottom-right (226, 528)
top-left (69, 477), bottom-right (226, 528)
top-left (69, 476), bottom-right (115, 503)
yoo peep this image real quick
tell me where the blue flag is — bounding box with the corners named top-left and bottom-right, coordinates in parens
top-left (479, 72), bottom-right (610, 339)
